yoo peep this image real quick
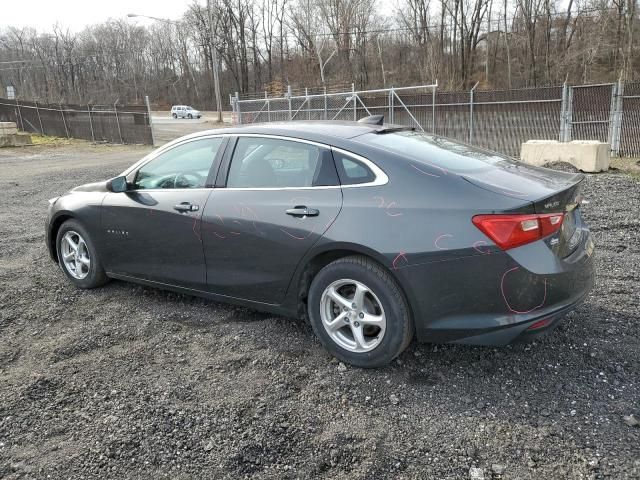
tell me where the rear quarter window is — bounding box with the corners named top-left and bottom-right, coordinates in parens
top-left (333, 152), bottom-right (376, 185)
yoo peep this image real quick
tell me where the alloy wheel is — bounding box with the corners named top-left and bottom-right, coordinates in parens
top-left (320, 279), bottom-right (386, 353)
top-left (60, 231), bottom-right (91, 279)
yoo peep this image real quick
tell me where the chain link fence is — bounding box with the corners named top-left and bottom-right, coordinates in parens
top-left (0, 98), bottom-right (153, 145)
top-left (231, 81), bottom-right (640, 158)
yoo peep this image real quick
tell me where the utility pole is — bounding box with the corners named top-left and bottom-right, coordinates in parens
top-left (207, 0), bottom-right (223, 123)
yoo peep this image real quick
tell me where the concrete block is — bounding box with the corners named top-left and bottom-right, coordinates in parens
top-left (0, 122), bottom-right (18, 135)
top-left (0, 133), bottom-right (32, 147)
top-left (520, 140), bottom-right (610, 172)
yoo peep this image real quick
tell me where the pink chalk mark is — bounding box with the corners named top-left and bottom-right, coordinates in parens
top-left (500, 266), bottom-right (547, 314)
top-left (392, 252), bottom-right (409, 270)
top-left (373, 196), bottom-right (403, 216)
top-left (472, 240), bottom-right (490, 254)
top-left (411, 164), bottom-right (440, 177)
top-left (385, 201), bottom-right (403, 217)
top-left (434, 234), bottom-right (453, 250)
top-left (373, 196), bottom-right (385, 208)
top-left (412, 161), bottom-right (448, 177)
top-left (280, 223), bottom-right (319, 241)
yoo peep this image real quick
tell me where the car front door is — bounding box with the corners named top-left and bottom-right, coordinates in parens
top-left (101, 136), bottom-right (226, 289)
top-left (201, 135), bottom-right (343, 304)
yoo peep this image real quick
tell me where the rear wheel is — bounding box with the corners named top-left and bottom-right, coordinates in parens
top-left (56, 219), bottom-right (108, 289)
top-left (308, 256), bottom-right (413, 368)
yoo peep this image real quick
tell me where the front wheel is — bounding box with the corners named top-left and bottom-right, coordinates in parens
top-left (56, 219), bottom-right (108, 289)
top-left (308, 256), bottom-right (413, 368)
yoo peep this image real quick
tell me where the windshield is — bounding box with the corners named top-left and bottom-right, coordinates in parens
top-left (364, 131), bottom-right (517, 173)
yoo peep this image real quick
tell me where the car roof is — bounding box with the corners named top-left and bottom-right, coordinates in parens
top-left (186, 121), bottom-right (389, 142)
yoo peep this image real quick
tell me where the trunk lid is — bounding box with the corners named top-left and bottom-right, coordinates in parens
top-left (462, 164), bottom-right (584, 258)
top-left (460, 162), bottom-right (583, 209)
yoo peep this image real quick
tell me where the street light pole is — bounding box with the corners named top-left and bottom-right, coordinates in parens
top-left (206, 0), bottom-right (223, 123)
top-left (128, 12), bottom-right (223, 123)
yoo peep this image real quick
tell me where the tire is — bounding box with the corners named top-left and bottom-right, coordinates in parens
top-left (188, 114), bottom-right (193, 119)
top-left (308, 256), bottom-right (414, 368)
top-left (172, 113), bottom-right (177, 119)
top-left (56, 219), bottom-right (108, 289)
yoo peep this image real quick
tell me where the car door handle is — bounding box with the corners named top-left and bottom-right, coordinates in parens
top-left (174, 202), bottom-right (199, 212)
top-left (286, 206), bottom-right (319, 217)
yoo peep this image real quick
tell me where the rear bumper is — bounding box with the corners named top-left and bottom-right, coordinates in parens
top-left (396, 230), bottom-right (595, 345)
top-left (450, 288), bottom-right (591, 345)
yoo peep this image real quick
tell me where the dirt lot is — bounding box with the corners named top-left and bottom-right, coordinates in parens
top-left (0, 143), bottom-right (638, 479)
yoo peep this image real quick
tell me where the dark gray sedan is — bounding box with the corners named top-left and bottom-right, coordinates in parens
top-left (45, 120), bottom-right (595, 367)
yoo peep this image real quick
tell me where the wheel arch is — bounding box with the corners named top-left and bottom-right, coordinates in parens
top-left (292, 243), bottom-right (416, 327)
top-left (48, 212), bottom-right (76, 263)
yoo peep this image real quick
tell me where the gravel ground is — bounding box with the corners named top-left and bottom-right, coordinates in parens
top-left (0, 143), bottom-right (638, 479)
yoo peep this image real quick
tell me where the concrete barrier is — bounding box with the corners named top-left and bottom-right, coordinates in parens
top-left (520, 140), bottom-right (610, 172)
top-left (0, 122), bottom-right (18, 135)
top-left (0, 122), bottom-right (32, 147)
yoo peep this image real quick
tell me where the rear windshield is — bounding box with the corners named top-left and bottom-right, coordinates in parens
top-left (364, 131), bottom-right (515, 173)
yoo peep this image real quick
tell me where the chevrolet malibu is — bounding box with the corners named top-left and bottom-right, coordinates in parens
top-left (45, 119), bottom-right (595, 367)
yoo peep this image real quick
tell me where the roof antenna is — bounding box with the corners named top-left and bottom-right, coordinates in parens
top-left (357, 115), bottom-right (384, 126)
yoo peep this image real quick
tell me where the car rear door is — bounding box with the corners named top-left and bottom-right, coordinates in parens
top-left (101, 136), bottom-right (227, 289)
top-left (201, 135), bottom-right (343, 304)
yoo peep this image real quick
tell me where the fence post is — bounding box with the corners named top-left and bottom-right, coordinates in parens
top-left (469, 82), bottom-right (479, 144)
top-left (287, 85), bottom-right (292, 120)
top-left (266, 91), bottom-right (271, 122)
top-left (609, 79), bottom-right (624, 156)
top-left (352, 83), bottom-right (356, 121)
top-left (565, 86), bottom-right (573, 142)
top-left (113, 100), bottom-right (124, 144)
top-left (34, 101), bottom-right (44, 135)
top-left (234, 92), bottom-right (242, 125)
top-left (432, 81), bottom-right (437, 134)
top-left (389, 87), bottom-right (394, 123)
top-left (559, 82), bottom-right (567, 142)
top-left (15, 99), bottom-right (24, 132)
top-left (145, 96), bottom-right (155, 146)
top-left (323, 86), bottom-right (327, 120)
top-left (59, 104), bottom-right (70, 138)
top-left (87, 104), bottom-right (95, 143)
top-left (306, 88), bottom-right (310, 120)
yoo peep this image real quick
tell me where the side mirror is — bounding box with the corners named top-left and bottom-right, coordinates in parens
top-left (107, 176), bottom-right (129, 193)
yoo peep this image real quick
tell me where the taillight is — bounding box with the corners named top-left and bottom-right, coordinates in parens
top-left (472, 213), bottom-right (564, 250)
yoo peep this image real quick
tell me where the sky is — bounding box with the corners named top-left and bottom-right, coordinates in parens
top-left (1, 0), bottom-right (194, 32)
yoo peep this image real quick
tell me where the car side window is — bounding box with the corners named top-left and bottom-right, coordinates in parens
top-left (227, 137), bottom-right (338, 188)
top-left (135, 138), bottom-right (223, 190)
top-left (333, 152), bottom-right (376, 185)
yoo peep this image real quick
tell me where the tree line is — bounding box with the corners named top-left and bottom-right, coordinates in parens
top-left (0, 0), bottom-right (638, 109)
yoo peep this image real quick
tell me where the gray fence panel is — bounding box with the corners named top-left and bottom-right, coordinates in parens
top-left (569, 84), bottom-right (614, 144)
top-left (619, 82), bottom-right (640, 157)
top-left (232, 82), bottom-right (640, 157)
top-left (0, 98), bottom-right (153, 145)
